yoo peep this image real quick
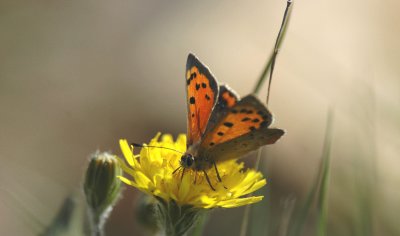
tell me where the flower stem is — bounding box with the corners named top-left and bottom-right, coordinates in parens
top-left (88, 208), bottom-right (108, 236)
top-left (156, 199), bottom-right (203, 236)
top-left (93, 224), bottom-right (104, 236)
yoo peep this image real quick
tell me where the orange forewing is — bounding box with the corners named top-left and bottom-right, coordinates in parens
top-left (201, 95), bottom-right (272, 147)
top-left (186, 54), bottom-right (218, 145)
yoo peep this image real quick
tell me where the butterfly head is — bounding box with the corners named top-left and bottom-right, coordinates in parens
top-left (180, 153), bottom-right (195, 168)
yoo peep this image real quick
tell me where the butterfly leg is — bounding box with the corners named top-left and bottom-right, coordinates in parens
top-left (181, 167), bottom-right (186, 181)
top-left (213, 161), bottom-right (223, 182)
top-left (203, 170), bottom-right (216, 191)
top-left (172, 166), bottom-right (182, 174)
top-left (193, 171), bottom-right (198, 184)
top-left (213, 161), bottom-right (227, 189)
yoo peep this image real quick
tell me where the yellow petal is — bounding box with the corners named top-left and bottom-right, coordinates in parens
top-left (219, 196), bottom-right (264, 208)
top-left (118, 176), bottom-right (135, 186)
top-left (119, 139), bottom-right (135, 167)
top-left (116, 156), bottom-right (137, 177)
top-left (134, 171), bottom-right (153, 188)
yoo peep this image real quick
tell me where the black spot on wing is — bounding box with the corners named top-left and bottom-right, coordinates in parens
top-left (254, 107), bottom-right (271, 123)
top-left (205, 94), bottom-right (211, 100)
top-left (201, 82), bottom-right (207, 88)
top-left (189, 97), bottom-right (196, 104)
top-left (196, 83), bottom-right (200, 90)
top-left (241, 117), bottom-right (251, 122)
top-left (223, 122), bottom-right (234, 127)
top-left (187, 72), bottom-right (197, 85)
top-left (246, 110), bottom-right (254, 114)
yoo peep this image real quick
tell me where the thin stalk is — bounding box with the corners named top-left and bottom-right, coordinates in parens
top-left (240, 1), bottom-right (294, 235)
top-left (239, 149), bottom-right (263, 236)
top-left (253, 0), bottom-right (293, 101)
top-left (88, 209), bottom-right (106, 236)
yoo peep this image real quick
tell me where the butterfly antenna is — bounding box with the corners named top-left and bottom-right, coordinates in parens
top-left (131, 143), bottom-right (184, 154)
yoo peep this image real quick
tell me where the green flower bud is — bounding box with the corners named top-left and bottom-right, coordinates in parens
top-left (83, 151), bottom-right (122, 235)
top-left (135, 195), bottom-right (160, 234)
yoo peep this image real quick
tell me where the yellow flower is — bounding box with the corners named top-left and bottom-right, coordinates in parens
top-left (118, 133), bottom-right (266, 209)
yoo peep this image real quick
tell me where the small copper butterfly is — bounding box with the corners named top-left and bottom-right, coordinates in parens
top-left (179, 53), bottom-right (284, 190)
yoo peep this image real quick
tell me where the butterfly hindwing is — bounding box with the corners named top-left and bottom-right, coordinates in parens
top-left (217, 84), bottom-right (239, 110)
top-left (186, 53), bottom-right (219, 146)
top-left (199, 94), bottom-right (284, 161)
top-left (203, 127), bottom-right (284, 162)
top-left (201, 95), bottom-right (274, 147)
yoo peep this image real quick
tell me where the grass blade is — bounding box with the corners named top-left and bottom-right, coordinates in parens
top-left (287, 109), bottom-right (334, 236)
top-left (239, 148), bottom-right (263, 236)
top-left (253, 0), bottom-right (293, 97)
top-left (316, 109), bottom-right (334, 236)
top-left (41, 193), bottom-right (88, 236)
top-left (41, 196), bottom-right (76, 236)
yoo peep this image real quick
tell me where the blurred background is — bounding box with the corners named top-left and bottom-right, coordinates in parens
top-left (1, 0), bottom-right (399, 235)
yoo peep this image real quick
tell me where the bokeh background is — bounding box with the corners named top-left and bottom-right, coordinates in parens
top-left (1, 0), bottom-right (399, 235)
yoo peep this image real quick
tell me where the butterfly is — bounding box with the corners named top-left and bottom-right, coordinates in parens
top-left (179, 53), bottom-right (284, 190)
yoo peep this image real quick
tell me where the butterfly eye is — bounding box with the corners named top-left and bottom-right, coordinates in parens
top-left (180, 154), bottom-right (194, 168)
top-left (186, 155), bottom-right (194, 167)
top-left (180, 156), bottom-right (187, 166)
